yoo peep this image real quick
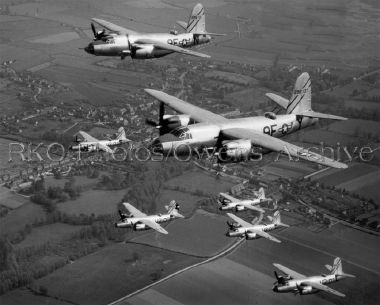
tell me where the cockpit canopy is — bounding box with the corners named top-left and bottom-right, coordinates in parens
top-left (170, 127), bottom-right (192, 140)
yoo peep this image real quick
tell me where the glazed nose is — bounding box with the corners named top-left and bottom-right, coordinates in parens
top-left (84, 43), bottom-right (94, 54)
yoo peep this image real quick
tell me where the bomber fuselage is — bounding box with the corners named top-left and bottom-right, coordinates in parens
top-left (152, 113), bottom-right (318, 157)
top-left (85, 32), bottom-right (210, 58)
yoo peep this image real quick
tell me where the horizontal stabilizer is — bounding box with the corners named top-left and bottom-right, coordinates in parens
top-left (265, 93), bottom-right (289, 109)
top-left (176, 20), bottom-right (187, 30)
top-left (298, 111), bottom-right (347, 120)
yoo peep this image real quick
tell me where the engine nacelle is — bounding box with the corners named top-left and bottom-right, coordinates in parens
top-left (163, 114), bottom-right (190, 130)
top-left (235, 205), bottom-right (245, 212)
top-left (299, 286), bottom-right (313, 295)
top-left (264, 112), bottom-right (277, 120)
top-left (132, 45), bottom-right (155, 59)
top-left (220, 139), bottom-right (252, 161)
top-left (246, 232), bottom-right (257, 240)
top-left (133, 223), bottom-right (147, 231)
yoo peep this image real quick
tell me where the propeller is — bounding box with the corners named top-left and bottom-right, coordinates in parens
top-left (274, 271), bottom-right (286, 285)
top-left (118, 210), bottom-right (127, 221)
top-left (91, 22), bottom-right (105, 41)
top-left (227, 220), bottom-right (238, 230)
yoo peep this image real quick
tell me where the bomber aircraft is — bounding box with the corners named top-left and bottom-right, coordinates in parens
top-left (84, 3), bottom-right (224, 60)
top-left (69, 127), bottom-right (129, 153)
top-left (226, 211), bottom-right (289, 242)
top-left (145, 72), bottom-right (348, 169)
top-left (273, 257), bottom-right (355, 296)
top-left (115, 201), bottom-right (184, 234)
top-left (219, 187), bottom-right (268, 212)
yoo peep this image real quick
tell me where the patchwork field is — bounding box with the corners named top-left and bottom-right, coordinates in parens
top-left (0, 288), bottom-right (72, 305)
top-left (129, 257), bottom-right (333, 305)
top-left (0, 201), bottom-right (45, 236)
top-left (32, 242), bottom-right (202, 305)
top-left (131, 210), bottom-right (233, 257)
top-left (13, 223), bottom-right (87, 249)
top-left (164, 170), bottom-right (235, 196)
top-left (315, 162), bottom-right (379, 201)
top-left (57, 189), bottom-right (126, 216)
top-left (128, 217), bottom-right (380, 305)
top-left (0, 186), bottom-right (29, 209)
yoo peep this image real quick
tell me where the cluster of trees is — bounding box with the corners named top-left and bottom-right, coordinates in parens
top-left (121, 161), bottom-right (190, 214)
top-left (97, 172), bottom-right (126, 190)
top-left (198, 197), bottom-right (221, 214)
top-left (30, 178), bottom-right (81, 213)
top-left (0, 211), bottom-right (126, 295)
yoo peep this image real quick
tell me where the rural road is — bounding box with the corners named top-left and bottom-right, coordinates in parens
top-left (107, 237), bottom-right (246, 305)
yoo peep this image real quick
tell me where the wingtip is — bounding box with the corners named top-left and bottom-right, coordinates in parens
top-left (144, 88), bottom-right (161, 96)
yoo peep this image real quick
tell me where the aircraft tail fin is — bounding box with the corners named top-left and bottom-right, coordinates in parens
top-left (272, 211), bottom-right (289, 227)
top-left (165, 200), bottom-right (184, 218)
top-left (286, 72), bottom-right (347, 120)
top-left (116, 127), bottom-right (129, 142)
top-left (186, 3), bottom-right (205, 33)
top-left (287, 72), bottom-right (312, 114)
top-left (330, 257), bottom-right (355, 278)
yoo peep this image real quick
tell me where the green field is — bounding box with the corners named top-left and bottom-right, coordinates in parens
top-left (336, 170), bottom-right (380, 203)
top-left (164, 170), bottom-right (235, 196)
top-left (44, 175), bottom-right (98, 190)
top-left (131, 210), bottom-right (234, 257)
top-left (0, 288), bottom-right (72, 305)
top-left (327, 119), bottom-right (380, 138)
top-left (32, 242), bottom-right (201, 305)
top-left (317, 163), bottom-right (379, 187)
top-left (57, 189), bottom-right (126, 216)
top-left (14, 223), bottom-right (87, 249)
top-left (0, 202), bottom-right (45, 236)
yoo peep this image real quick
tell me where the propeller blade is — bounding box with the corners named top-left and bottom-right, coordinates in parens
top-left (159, 102), bottom-right (165, 126)
top-left (274, 271), bottom-right (280, 280)
top-left (91, 23), bottom-right (97, 38)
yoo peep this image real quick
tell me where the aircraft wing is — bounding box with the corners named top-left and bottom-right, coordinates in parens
top-left (273, 263), bottom-right (306, 280)
top-left (244, 204), bottom-right (265, 213)
top-left (248, 228), bottom-right (281, 243)
top-left (144, 89), bottom-right (228, 124)
top-left (91, 18), bottom-right (138, 35)
top-left (78, 131), bottom-right (98, 142)
top-left (134, 38), bottom-right (210, 58)
top-left (97, 142), bottom-right (114, 153)
top-left (220, 128), bottom-right (347, 169)
top-left (301, 281), bottom-right (345, 297)
top-left (226, 213), bottom-right (252, 228)
top-left (139, 218), bottom-right (168, 234)
top-left (219, 192), bottom-right (238, 202)
top-left (122, 202), bottom-right (147, 217)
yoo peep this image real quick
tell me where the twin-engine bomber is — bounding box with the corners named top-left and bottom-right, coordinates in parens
top-left (226, 211), bottom-right (289, 242)
top-left (219, 187), bottom-right (269, 212)
top-left (115, 201), bottom-right (184, 234)
top-left (273, 257), bottom-right (355, 297)
top-left (145, 72), bottom-right (348, 169)
top-left (85, 3), bottom-right (224, 60)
